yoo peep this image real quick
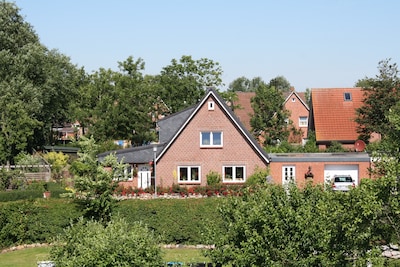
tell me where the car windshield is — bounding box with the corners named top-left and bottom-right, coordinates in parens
top-left (334, 176), bottom-right (352, 182)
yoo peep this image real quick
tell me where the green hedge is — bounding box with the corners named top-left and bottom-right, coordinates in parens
top-left (0, 182), bottom-right (69, 202)
top-left (0, 199), bottom-right (83, 249)
top-left (115, 198), bottom-right (225, 245)
top-left (0, 197), bottom-right (225, 249)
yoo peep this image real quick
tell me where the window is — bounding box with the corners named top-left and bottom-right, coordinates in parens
top-left (200, 131), bottom-right (223, 147)
top-left (223, 166), bottom-right (245, 182)
top-left (208, 101), bottom-right (215, 110)
top-left (344, 92), bottom-right (352, 101)
top-left (178, 166), bottom-right (200, 183)
top-left (299, 116), bottom-right (308, 127)
top-left (282, 166), bottom-right (295, 184)
top-left (113, 165), bottom-right (134, 181)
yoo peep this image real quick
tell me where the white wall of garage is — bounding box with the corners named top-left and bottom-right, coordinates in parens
top-left (324, 164), bottom-right (359, 185)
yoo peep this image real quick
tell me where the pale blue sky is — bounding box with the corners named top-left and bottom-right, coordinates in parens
top-left (13, 0), bottom-right (400, 91)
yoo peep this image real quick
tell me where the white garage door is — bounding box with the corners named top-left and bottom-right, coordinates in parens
top-left (324, 165), bottom-right (359, 185)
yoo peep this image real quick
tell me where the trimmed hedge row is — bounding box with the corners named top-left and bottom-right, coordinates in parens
top-left (0, 197), bottom-right (225, 249)
top-left (0, 199), bottom-right (83, 249)
top-left (0, 182), bottom-right (69, 202)
top-left (115, 198), bottom-right (225, 245)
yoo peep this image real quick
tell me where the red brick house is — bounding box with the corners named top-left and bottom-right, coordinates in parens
top-left (99, 88), bottom-right (270, 188)
top-left (232, 88), bottom-right (309, 145)
top-left (283, 88), bottom-right (309, 144)
top-left (308, 87), bottom-right (380, 150)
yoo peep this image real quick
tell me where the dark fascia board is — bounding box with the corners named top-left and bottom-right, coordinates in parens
top-left (156, 88), bottom-right (270, 164)
top-left (268, 152), bottom-right (371, 163)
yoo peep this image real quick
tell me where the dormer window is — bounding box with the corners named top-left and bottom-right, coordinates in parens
top-left (344, 92), bottom-right (352, 101)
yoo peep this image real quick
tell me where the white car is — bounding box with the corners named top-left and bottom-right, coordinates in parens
top-left (332, 175), bottom-right (355, 192)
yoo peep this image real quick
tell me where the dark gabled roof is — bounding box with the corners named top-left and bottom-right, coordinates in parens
top-left (98, 143), bottom-right (165, 163)
top-left (156, 88), bottom-right (270, 164)
top-left (157, 106), bottom-right (195, 144)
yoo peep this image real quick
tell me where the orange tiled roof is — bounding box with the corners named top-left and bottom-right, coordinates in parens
top-left (232, 92), bottom-right (256, 131)
top-left (311, 88), bottom-right (364, 142)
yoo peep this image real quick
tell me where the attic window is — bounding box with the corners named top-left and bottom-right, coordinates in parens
top-left (344, 92), bottom-right (352, 101)
top-left (208, 101), bottom-right (215, 110)
top-left (292, 98), bottom-right (296, 102)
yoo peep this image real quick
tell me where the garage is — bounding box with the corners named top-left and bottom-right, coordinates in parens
top-left (324, 164), bottom-right (359, 185)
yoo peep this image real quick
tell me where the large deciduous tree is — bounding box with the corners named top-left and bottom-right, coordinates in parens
top-left (0, 1), bottom-right (82, 163)
top-left (355, 59), bottom-right (400, 142)
top-left (156, 55), bottom-right (223, 113)
top-left (71, 57), bottom-right (156, 145)
top-left (250, 82), bottom-right (291, 146)
top-left (228, 76), bottom-right (265, 92)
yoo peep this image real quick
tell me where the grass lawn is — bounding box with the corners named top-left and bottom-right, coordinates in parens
top-left (0, 246), bottom-right (210, 267)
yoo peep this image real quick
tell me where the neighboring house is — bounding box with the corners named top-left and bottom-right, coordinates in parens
top-left (308, 87), bottom-right (380, 150)
top-left (52, 122), bottom-right (82, 144)
top-left (231, 88), bottom-right (309, 144)
top-left (98, 88), bottom-right (270, 188)
top-left (283, 88), bottom-right (309, 144)
top-left (268, 152), bottom-right (371, 188)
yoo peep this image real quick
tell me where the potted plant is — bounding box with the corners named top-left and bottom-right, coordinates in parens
top-left (43, 183), bottom-right (51, 198)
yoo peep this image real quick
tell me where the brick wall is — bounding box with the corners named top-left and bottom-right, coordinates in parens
top-left (156, 96), bottom-right (267, 187)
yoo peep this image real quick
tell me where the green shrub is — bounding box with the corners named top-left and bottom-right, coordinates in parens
top-left (206, 171), bottom-right (221, 186)
top-left (245, 167), bottom-right (270, 186)
top-left (51, 217), bottom-right (164, 267)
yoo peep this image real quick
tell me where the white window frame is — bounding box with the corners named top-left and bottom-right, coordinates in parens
top-left (200, 131), bottom-right (223, 147)
top-left (223, 166), bottom-right (246, 182)
top-left (178, 166), bottom-right (201, 183)
top-left (299, 116), bottom-right (308, 127)
top-left (112, 165), bottom-right (134, 181)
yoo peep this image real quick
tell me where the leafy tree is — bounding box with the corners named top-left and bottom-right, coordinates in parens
top-left (228, 76), bottom-right (265, 92)
top-left (0, 1), bottom-right (83, 163)
top-left (204, 183), bottom-right (386, 266)
top-left (156, 55), bottom-right (223, 113)
top-left (268, 75), bottom-right (292, 92)
top-left (71, 57), bottom-right (156, 145)
top-left (69, 136), bottom-right (127, 223)
top-left (250, 83), bottom-right (291, 146)
top-left (43, 151), bottom-right (69, 181)
top-left (355, 59), bottom-right (400, 142)
top-left (228, 76), bottom-right (251, 92)
top-left (51, 217), bottom-right (163, 267)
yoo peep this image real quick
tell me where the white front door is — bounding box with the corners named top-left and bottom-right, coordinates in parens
top-left (138, 165), bottom-right (151, 189)
top-left (282, 166), bottom-right (296, 187)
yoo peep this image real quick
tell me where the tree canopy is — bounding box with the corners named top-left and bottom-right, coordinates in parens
top-left (0, 1), bottom-right (83, 163)
top-left (355, 58), bottom-right (400, 142)
top-left (155, 55), bottom-right (223, 113)
top-left (250, 82), bottom-right (291, 146)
